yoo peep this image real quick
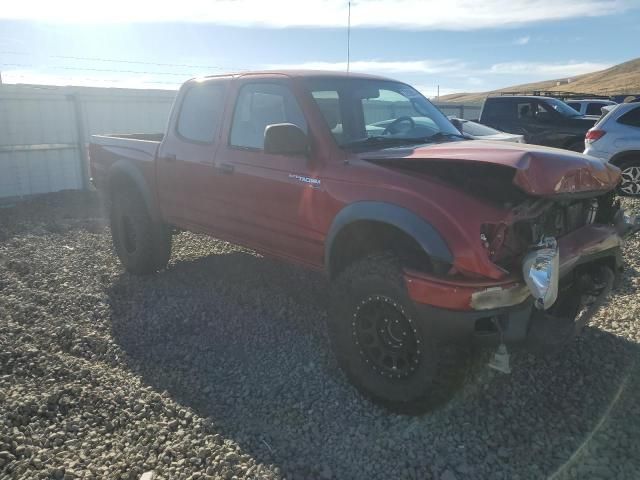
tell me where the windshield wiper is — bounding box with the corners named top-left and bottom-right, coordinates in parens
top-left (426, 131), bottom-right (467, 141)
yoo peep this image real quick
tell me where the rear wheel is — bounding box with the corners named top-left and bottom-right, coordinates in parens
top-left (617, 159), bottom-right (640, 196)
top-left (328, 253), bottom-right (467, 414)
top-left (110, 186), bottom-right (171, 274)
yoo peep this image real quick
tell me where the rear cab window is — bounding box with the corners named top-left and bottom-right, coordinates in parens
top-left (176, 81), bottom-right (227, 143)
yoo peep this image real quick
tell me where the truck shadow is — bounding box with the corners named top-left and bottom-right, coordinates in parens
top-left (107, 245), bottom-right (640, 480)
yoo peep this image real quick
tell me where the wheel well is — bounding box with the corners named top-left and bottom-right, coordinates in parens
top-left (102, 173), bottom-right (136, 214)
top-left (106, 167), bottom-right (159, 221)
top-left (609, 151), bottom-right (640, 168)
top-left (109, 173), bottom-right (136, 197)
top-left (328, 220), bottom-right (442, 279)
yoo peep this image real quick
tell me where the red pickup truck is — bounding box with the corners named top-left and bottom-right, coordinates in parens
top-left (90, 70), bottom-right (637, 413)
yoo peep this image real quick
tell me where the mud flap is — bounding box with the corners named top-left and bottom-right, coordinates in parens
top-left (525, 265), bottom-right (615, 354)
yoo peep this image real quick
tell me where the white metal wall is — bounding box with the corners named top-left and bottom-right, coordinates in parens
top-left (0, 84), bottom-right (176, 199)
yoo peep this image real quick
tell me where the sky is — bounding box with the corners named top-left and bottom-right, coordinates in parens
top-left (0, 0), bottom-right (638, 98)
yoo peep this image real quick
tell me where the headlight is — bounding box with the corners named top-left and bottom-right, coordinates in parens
top-left (522, 237), bottom-right (559, 310)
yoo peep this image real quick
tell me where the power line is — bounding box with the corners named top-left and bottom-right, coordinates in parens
top-left (52, 54), bottom-right (226, 70)
top-left (1, 62), bottom-right (203, 77)
top-left (347, 1), bottom-right (351, 74)
top-left (4, 73), bottom-right (181, 87)
top-left (0, 50), bottom-right (228, 71)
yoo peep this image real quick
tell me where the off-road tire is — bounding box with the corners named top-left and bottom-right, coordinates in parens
top-left (617, 158), bottom-right (640, 196)
top-left (110, 187), bottom-right (171, 274)
top-left (328, 253), bottom-right (468, 414)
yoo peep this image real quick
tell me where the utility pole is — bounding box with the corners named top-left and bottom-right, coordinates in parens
top-left (437, 85), bottom-right (439, 101)
top-left (347, 1), bottom-right (351, 73)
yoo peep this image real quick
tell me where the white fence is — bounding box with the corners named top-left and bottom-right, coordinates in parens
top-left (0, 84), bottom-right (480, 200)
top-left (0, 84), bottom-right (175, 200)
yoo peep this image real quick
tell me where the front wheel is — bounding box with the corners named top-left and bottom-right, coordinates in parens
top-left (617, 159), bottom-right (640, 196)
top-left (328, 253), bottom-right (467, 414)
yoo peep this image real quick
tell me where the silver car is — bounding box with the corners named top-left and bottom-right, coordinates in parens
top-left (449, 117), bottom-right (525, 143)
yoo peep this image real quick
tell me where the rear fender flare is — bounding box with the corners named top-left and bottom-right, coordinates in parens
top-left (325, 201), bottom-right (453, 277)
top-left (107, 160), bottom-right (160, 221)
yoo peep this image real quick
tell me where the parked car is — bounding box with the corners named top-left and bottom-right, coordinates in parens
top-left (448, 117), bottom-right (525, 143)
top-left (566, 99), bottom-right (617, 117)
top-left (478, 95), bottom-right (597, 151)
top-left (89, 71), bottom-right (636, 413)
top-left (584, 102), bottom-right (640, 195)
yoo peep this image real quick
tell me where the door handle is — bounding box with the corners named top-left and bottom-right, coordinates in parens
top-left (165, 154), bottom-right (177, 162)
top-left (214, 163), bottom-right (235, 174)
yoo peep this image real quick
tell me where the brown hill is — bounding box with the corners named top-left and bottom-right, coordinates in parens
top-left (439, 57), bottom-right (640, 104)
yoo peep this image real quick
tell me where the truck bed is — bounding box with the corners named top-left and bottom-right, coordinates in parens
top-left (89, 133), bottom-right (162, 192)
top-left (95, 133), bottom-right (164, 142)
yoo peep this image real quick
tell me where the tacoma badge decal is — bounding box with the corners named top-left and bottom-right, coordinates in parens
top-left (288, 174), bottom-right (321, 186)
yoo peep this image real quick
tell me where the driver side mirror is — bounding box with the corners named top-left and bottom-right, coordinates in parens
top-left (264, 123), bottom-right (309, 156)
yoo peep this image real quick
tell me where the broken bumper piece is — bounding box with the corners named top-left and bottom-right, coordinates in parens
top-left (405, 224), bottom-right (625, 347)
top-left (522, 237), bottom-right (559, 311)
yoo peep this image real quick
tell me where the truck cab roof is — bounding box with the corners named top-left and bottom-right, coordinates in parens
top-left (193, 69), bottom-right (392, 83)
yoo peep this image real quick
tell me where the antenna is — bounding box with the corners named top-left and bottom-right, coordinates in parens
top-left (347, 1), bottom-right (351, 73)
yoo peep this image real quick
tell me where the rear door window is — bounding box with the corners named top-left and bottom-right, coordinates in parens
top-left (567, 102), bottom-right (581, 111)
top-left (517, 102), bottom-right (536, 119)
top-left (586, 103), bottom-right (605, 116)
top-left (177, 82), bottom-right (227, 143)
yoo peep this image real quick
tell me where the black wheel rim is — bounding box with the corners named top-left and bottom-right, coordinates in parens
top-left (121, 214), bottom-right (137, 253)
top-left (620, 166), bottom-right (640, 195)
top-left (352, 295), bottom-right (420, 379)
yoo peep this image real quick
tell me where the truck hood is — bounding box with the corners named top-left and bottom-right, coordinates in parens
top-left (359, 140), bottom-right (620, 197)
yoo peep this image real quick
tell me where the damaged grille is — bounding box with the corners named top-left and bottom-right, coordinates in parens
top-left (490, 194), bottom-right (615, 271)
top-left (522, 199), bottom-right (599, 242)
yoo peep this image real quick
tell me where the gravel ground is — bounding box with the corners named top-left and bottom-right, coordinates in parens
top-left (1, 191), bottom-right (639, 480)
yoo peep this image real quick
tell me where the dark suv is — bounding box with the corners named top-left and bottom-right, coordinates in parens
top-left (479, 95), bottom-right (597, 151)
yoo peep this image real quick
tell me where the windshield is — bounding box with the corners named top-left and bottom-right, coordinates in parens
top-left (305, 78), bottom-right (462, 147)
top-left (545, 98), bottom-right (582, 117)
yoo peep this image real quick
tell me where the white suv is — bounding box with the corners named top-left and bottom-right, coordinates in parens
top-left (567, 99), bottom-right (617, 117)
top-left (584, 102), bottom-right (640, 195)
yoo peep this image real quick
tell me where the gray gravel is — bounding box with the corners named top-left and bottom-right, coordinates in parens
top-left (1, 191), bottom-right (639, 480)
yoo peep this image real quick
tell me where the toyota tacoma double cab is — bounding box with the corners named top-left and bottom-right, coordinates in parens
top-left (90, 71), bottom-right (638, 413)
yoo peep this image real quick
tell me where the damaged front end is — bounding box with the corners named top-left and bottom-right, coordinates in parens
top-left (400, 168), bottom-right (639, 366)
top-left (367, 145), bottom-right (638, 365)
top-left (485, 194), bottom-right (640, 374)
top-left (479, 192), bottom-right (638, 353)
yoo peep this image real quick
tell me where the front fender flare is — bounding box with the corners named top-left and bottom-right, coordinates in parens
top-left (325, 201), bottom-right (453, 276)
